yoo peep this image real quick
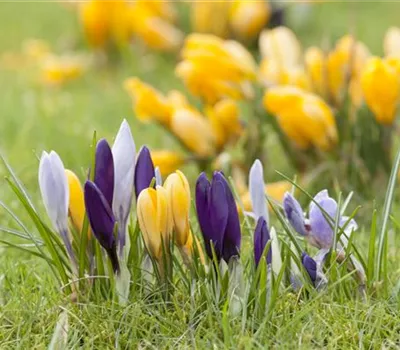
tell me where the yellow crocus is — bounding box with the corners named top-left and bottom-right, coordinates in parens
top-left (65, 169), bottom-right (86, 235)
top-left (41, 54), bottom-right (85, 86)
top-left (264, 86), bottom-right (338, 150)
top-left (230, 1), bottom-right (271, 40)
top-left (384, 27), bottom-right (400, 58)
top-left (151, 150), bottom-right (185, 176)
top-left (177, 34), bottom-right (256, 103)
top-left (259, 26), bottom-right (302, 66)
top-left (170, 109), bottom-right (216, 158)
top-left (361, 57), bottom-right (400, 125)
top-left (241, 181), bottom-right (292, 212)
top-left (137, 186), bottom-right (172, 261)
top-left (124, 78), bottom-right (172, 125)
top-left (304, 46), bottom-right (327, 96)
top-left (191, 1), bottom-right (231, 38)
top-left (206, 99), bottom-right (243, 149)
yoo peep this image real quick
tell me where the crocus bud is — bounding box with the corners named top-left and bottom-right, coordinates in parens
top-left (134, 146), bottom-right (155, 199)
top-left (283, 192), bottom-right (308, 236)
top-left (249, 159), bottom-right (269, 223)
top-left (170, 109), bottom-right (216, 158)
top-left (112, 119), bottom-right (136, 253)
top-left (301, 252), bottom-right (317, 284)
top-left (384, 26), bottom-right (400, 57)
top-left (254, 217), bottom-right (271, 267)
top-left (151, 150), bottom-right (185, 177)
top-left (361, 57), bottom-right (400, 125)
top-left (39, 151), bottom-right (74, 262)
top-left (94, 139), bottom-right (114, 208)
top-left (164, 170), bottom-right (191, 247)
top-left (84, 181), bottom-right (119, 272)
top-left (65, 169), bottom-right (85, 234)
top-left (195, 171), bottom-right (241, 262)
top-left (137, 186), bottom-right (172, 261)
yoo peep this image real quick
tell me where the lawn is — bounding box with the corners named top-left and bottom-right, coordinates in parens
top-left (1, 1), bottom-right (400, 348)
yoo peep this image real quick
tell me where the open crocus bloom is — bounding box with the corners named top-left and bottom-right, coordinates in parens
top-left (283, 189), bottom-right (358, 250)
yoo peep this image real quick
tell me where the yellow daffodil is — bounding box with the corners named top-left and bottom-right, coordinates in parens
top-left (65, 169), bottom-right (86, 235)
top-left (264, 86), bottom-right (338, 150)
top-left (137, 186), bottom-right (172, 261)
top-left (191, 1), bottom-right (231, 38)
top-left (151, 150), bottom-right (185, 176)
top-left (384, 27), bottom-right (400, 58)
top-left (170, 109), bottom-right (216, 158)
top-left (124, 78), bottom-right (172, 125)
top-left (206, 99), bottom-right (243, 149)
top-left (176, 34), bottom-right (256, 103)
top-left (361, 57), bottom-right (400, 125)
top-left (230, 1), bottom-right (271, 40)
top-left (41, 54), bottom-right (85, 86)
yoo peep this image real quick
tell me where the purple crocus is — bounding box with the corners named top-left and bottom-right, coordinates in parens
top-left (195, 171), bottom-right (241, 262)
top-left (134, 146), bottom-right (155, 199)
top-left (254, 217), bottom-right (271, 267)
top-left (283, 190), bottom-right (357, 249)
top-left (84, 139), bottom-right (119, 272)
top-left (301, 252), bottom-right (317, 284)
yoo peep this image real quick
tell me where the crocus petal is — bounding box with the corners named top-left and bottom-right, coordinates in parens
top-left (84, 181), bottom-right (115, 251)
top-left (283, 192), bottom-right (307, 236)
top-left (216, 172), bottom-right (241, 261)
top-left (249, 159), bottom-right (269, 224)
top-left (195, 173), bottom-right (213, 258)
top-left (209, 173), bottom-right (229, 258)
top-left (38, 151), bottom-right (69, 234)
top-left (134, 146), bottom-right (155, 199)
top-left (301, 252), bottom-right (317, 283)
top-left (95, 139), bottom-right (114, 208)
top-left (112, 120), bottom-right (136, 250)
top-left (339, 216), bottom-right (358, 235)
top-left (155, 166), bottom-right (162, 186)
top-left (270, 227), bottom-right (282, 275)
top-left (65, 169), bottom-right (85, 234)
top-left (254, 217), bottom-right (271, 266)
top-left (309, 197), bottom-right (338, 249)
top-left (309, 189), bottom-right (329, 213)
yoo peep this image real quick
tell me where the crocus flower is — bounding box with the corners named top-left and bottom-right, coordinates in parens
top-left (301, 252), bottom-right (317, 284)
top-left (112, 119), bottom-right (136, 254)
top-left (84, 139), bottom-right (119, 272)
top-left (249, 159), bottom-right (269, 223)
top-left (195, 171), bottom-right (241, 262)
top-left (283, 190), bottom-right (358, 249)
top-left (65, 169), bottom-right (86, 235)
top-left (136, 186), bottom-right (172, 262)
top-left (151, 150), bottom-right (185, 177)
top-left (361, 57), bottom-right (400, 125)
top-left (38, 151), bottom-right (74, 263)
top-left (134, 146), bottom-right (155, 199)
top-left (254, 217), bottom-right (271, 267)
top-left (384, 26), bottom-right (400, 57)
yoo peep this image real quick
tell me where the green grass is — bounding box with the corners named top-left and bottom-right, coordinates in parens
top-left (1, 2), bottom-right (400, 348)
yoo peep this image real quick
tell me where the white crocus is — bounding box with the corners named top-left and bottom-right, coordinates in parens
top-left (249, 159), bottom-right (269, 224)
top-left (112, 119), bottom-right (136, 255)
top-left (38, 151), bottom-right (74, 262)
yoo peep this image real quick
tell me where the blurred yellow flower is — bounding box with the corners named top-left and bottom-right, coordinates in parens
top-left (151, 150), bottom-right (185, 176)
top-left (22, 39), bottom-right (51, 61)
top-left (137, 186), bottom-right (172, 261)
top-left (241, 181), bottom-right (292, 212)
top-left (41, 54), bottom-right (86, 86)
top-left (327, 35), bottom-right (370, 105)
top-left (264, 86), bottom-right (338, 150)
top-left (361, 57), bottom-right (400, 125)
top-left (170, 108), bottom-right (216, 158)
top-left (65, 169), bottom-right (86, 235)
top-left (176, 34), bottom-right (256, 103)
top-left (259, 26), bottom-right (302, 66)
top-left (191, 1), bottom-right (231, 38)
top-left (206, 99), bottom-right (243, 149)
top-left (124, 78), bottom-right (172, 125)
top-left (304, 46), bottom-right (326, 96)
top-left (384, 27), bottom-right (400, 58)
top-left (230, 1), bottom-right (271, 40)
